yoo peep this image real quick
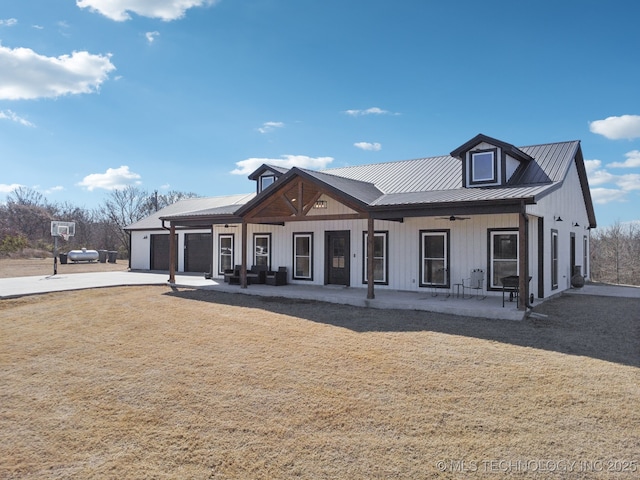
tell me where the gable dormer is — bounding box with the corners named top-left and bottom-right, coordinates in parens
top-left (248, 164), bottom-right (288, 193)
top-left (450, 134), bottom-right (533, 188)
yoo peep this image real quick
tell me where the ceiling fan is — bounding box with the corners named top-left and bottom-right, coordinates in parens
top-left (439, 215), bottom-right (470, 221)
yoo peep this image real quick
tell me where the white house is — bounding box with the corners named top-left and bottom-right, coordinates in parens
top-left (125, 134), bottom-right (596, 310)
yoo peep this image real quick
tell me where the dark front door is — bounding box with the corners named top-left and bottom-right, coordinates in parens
top-left (325, 231), bottom-right (350, 286)
top-left (185, 233), bottom-right (212, 273)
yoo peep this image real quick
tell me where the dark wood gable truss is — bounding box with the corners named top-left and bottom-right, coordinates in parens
top-left (243, 178), bottom-right (364, 224)
top-left (236, 173), bottom-right (378, 298)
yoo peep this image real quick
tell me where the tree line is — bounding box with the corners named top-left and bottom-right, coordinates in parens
top-left (0, 186), bottom-right (198, 259)
top-left (590, 221), bottom-right (640, 286)
top-left (1, 187), bottom-right (639, 286)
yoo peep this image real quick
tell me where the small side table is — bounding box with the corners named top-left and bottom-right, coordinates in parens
top-left (452, 283), bottom-right (463, 298)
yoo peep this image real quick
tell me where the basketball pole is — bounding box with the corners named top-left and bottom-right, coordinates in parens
top-left (53, 235), bottom-right (58, 275)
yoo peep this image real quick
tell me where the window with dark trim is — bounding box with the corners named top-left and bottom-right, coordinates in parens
top-left (419, 230), bottom-right (449, 288)
top-left (551, 229), bottom-right (559, 290)
top-left (259, 175), bottom-right (275, 192)
top-left (253, 233), bottom-right (271, 268)
top-left (489, 229), bottom-right (518, 289)
top-left (470, 149), bottom-right (497, 185)
top-left (363, 231), bottom-right (388, 285)
top-left (293, 233), bottom-right (313, 280)
top-left (218, 233), bottom-right (234, 275)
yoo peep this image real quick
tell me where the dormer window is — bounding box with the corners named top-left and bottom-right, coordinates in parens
top-left (451, 134), bottom-right (534, 189)
top-left (470, 149), bottom-right (497, 185)
top-left (259, 175), bottom-right (275, 192)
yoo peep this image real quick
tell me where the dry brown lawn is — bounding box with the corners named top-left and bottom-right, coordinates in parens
top-left (0, 260), bottom-right (639, 478)
top-left (0, 257), bottom-right (127, 279)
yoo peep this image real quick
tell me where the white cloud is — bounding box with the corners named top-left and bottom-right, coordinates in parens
top-left (583, 159), bottom-right (602, 173)
top-left (585, 158), bottom-right (640, 204)
top-left (0, 18), bottom-right (17, 27)
top-left (32, 24), bottom-right (44, 30)
top-left (0, 183), bottom-right (24, 194)
top-left (77, 0), bottom-right (218, 22)
top-left (77, 166), bottom-right (142, 191)
top-left (590, 187), bottom-right (629, 204)
top-left (231, 155), bottom-right (334, 175)
top-left (257, 121), bottom-right (284, 134)
top-left (609, 150), bottom-right (640, 168)
top-left (0, 109), bottom-right (34, 127)
top-left (145, 31), bottom-right (160, 44)
top-left (615, 173), bottom-right (640, 192)
top-left (43, 186), bottom-right (64, 194)
top-left (589, 114), bottom-right (640, 140)
top-left (354, 141), bottom-right (381, 151)
top-left (0, 45), bottom-right (115, 100)
top-left (344, 107), bottom-right (398, 117)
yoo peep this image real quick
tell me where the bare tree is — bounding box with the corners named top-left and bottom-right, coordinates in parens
top-left (99, 186), bottom-right (153, 255)
top-left (590, 221), bottom-right (640, 286)
top-left (3, 187), bottom-right (55, 243)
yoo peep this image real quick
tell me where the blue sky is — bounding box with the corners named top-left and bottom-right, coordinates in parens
top-left (1, 0), bottom-right (639, 228)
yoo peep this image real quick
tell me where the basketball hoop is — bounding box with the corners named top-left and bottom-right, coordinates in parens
top-left (50, 221), bottom-right (76, 275)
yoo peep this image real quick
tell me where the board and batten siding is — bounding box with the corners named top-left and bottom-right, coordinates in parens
top-left (527, 160), bottom-right (591, 297)
top-left (217, 212), bottom-right (527, 296)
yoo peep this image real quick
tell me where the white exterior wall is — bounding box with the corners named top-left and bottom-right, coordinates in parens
top-left (209, 211), bottom-right (531, 297)
top-left (130, 230), bottom-right (154, 270)
top-left (527, 161), bottom-right (591, 297)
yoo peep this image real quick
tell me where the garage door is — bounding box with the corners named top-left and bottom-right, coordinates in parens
top-left (185, 233), bottom-right (212, 273)
top-left (150, 234), bottom-right (178, 271)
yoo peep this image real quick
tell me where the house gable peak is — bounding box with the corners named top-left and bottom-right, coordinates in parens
top-left (450, 134), bottom-right (534, 188)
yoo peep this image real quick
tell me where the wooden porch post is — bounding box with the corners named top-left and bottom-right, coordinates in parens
top-left (241, 220), bottom-right (248, 288)
top-left (518, 207), bottom-right (527, 310)
top-left (367, 216), bottom-right (375, 300)
top-left (168, 223), bottom-right (176, 283)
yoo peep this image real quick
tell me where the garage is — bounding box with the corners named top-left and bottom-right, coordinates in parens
top-left (185, 233), bottom-right (212, 273)
top-left (150, 234), bottom-right (177, 271)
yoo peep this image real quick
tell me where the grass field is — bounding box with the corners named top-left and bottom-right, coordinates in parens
top-left (1, 281), bottom-right (638, 478)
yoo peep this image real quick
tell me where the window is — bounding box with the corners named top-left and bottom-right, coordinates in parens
top-left (363, 231), bottom-right (388, 284)
top-left (489, 230), bottom-right (518, 289)
top-left (420, 230), bottom-right (449, 287)
top-left (293, 233), bottom-right (313, 280)
top-left (253, 233), bottom-right (271, 268)
top-left (218, 234), bottom-right (234, 275)
top-left (551, 230), bottom-right (558, 290)
top-left (259, 175), bottom-right (275, 192)
top-left (470, 149), bottom-right (497, 184)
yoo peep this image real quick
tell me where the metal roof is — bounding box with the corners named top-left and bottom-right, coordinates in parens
top-left (323, 141), bottom-right (580, 197)
top-left (137, 138), bottom-right (594, 227)
top-left (322, 155), bottom-right (461, 194)
top-left (125, 193), bottom-right (255, 230)
top-left (299, 168), bottom-right (384, 204)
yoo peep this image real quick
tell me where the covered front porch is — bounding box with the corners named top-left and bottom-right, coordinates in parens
top-left (173, 276), bottom-right (533, 321)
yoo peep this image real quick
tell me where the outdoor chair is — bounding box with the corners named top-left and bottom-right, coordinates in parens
top-left (266, 266), bottom-right (287, 286)
top-left (224, 265), bottom-right (241, 284)
top-left (462, 269), bottom-right (486, 299)
top-left (246, 265), bottom-right (268, 284)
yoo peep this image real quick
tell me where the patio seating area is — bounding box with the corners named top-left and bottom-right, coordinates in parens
top-left (201, 279), bottom-right (533, 321)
